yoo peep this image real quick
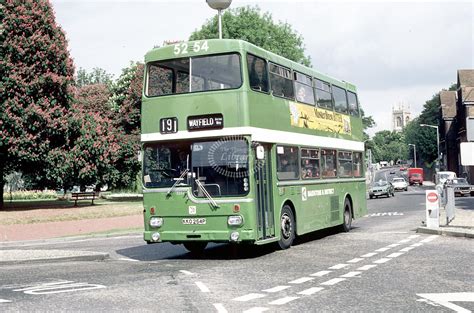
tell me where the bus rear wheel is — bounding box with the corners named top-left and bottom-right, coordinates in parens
top-left (278, 205), bottom-right (295, 250)
top-left (183, 242), bottom-right (207, 254)
top-left (341, 198), bottom-right (352, 232)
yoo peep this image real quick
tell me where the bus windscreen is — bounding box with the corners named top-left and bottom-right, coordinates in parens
top-left (146, 53), bottom-right (242, 97)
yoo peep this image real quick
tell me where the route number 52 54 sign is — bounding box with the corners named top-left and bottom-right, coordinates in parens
top-left (173, 41), bottom-right (209, 55)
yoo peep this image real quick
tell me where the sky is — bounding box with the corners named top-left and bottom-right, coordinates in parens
top-left (51, 0), bottom-right (473, 136)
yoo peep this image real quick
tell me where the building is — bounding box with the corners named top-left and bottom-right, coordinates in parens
top-left (392, 103), bottom-right (411, 132)
top-left (439, 69), bottom-right (474, 182)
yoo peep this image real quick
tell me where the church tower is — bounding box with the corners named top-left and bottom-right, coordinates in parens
top-left (392, 103), bottom-right (411, 132)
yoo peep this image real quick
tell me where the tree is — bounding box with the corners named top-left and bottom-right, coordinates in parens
top-left (108, 62), bottom-right (144, 189)
top-left (371, 130), bottom-right (407, 163)
top-left (403, 84), bottom-right (456, 168)
top-left (360, 108), bottom-right (376, 142)
top-left (1, 0), bottom-right (75, 209)
top-left (76, 67), bottom-right (114, 88)
top-left (190, 6), bottom-right (311, 66)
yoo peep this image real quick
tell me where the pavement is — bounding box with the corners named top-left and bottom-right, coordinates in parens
top-left (1, 189), bottom-right (473, 265)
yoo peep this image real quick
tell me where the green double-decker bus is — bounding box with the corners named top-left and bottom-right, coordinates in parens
top-left (141, 39), bottom-right (367, 253)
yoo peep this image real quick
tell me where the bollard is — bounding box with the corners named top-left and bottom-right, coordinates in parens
top-left (445, 187), bottom-right (455, 225)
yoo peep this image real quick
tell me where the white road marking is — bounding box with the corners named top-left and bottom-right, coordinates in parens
top-left (357, 264), bottom-right (377, 271)
top-left (269, 296), bottom-right (299, 305)
top-left (298, 287), bottom-right (324, 295)
top-left (329, 264), bottom-right (349, 270)
top-left (347, 258), bottom-right (364, 263)
top-left (243, 307), bottom-right (269, 313)
top-left (417, 292), bottom-right (474, 313)
top-left (118, 258), bottom-right (139, 262)
top-left (387, 243), bottom-right (401, 248)
top-left (289, 277), bottom-right (314, 284)
top-left (0, 299), bottom-right (12, 303)
top-left (340, 271), bottom-right (361, 278)
top-left (398, 239), bottom-right (411, 243)
top-left (411, 243), bottom-right (423, 247)
top-left (310, 270), bottom-right (332, 277)
top-left (233, 293), bottom-right (266, 302)
top-left (195, 282), bottom-right (210, 293)
top-left (408, 235), bottom-right (420, 239)
top-left (320, 278), bottom-right (346, 286)
top-left (213, 303), bottom-right (228, 313)
top-left (367, 212), bottom-right (404, 217)
top-left (400, 247), bottom-right (415, 252)
top-left (373, 258), bottom-right (391, 264)
top-left (361, 252), bottom-right (378, 258)
top-left (387, 252), bottom-right (404, 258)
top-left (14, 280), bottom-right (74, 291)
top-left (22, 283), bottom-right (105, 295)
top-left (179, 270), bottom-right (194, 275)
top-left (375, 247), bottom-right (391, 252)
top-left (263, 286), bottom-right (291, 293)
top-left (420, 235), bottom-right (439, 243)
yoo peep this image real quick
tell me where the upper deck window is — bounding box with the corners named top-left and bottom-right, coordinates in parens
top-left (347, 91), bottom-right (359, 116)
top-left (314, 79), bottom-right (333, 110)
top-left (269, 63), bottom-right (294, 99)
top-left (294, 72), bottom-right (315, 105)
top-left (333, 86), bottom-right (348, 114)
top-left (146, 53), bottom-right (242, 97)
top-left (247, 54), bottom-right (269, 92)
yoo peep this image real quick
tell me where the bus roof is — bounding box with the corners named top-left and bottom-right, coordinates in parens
top-left (145, 39), bottom-right (357, 93)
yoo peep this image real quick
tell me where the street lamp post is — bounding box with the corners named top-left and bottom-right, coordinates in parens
top-left (408, 144), bottom-right (416, 168)
top-left (206, 0), bottom-right (233, 39)
top-left (420, 124), bottom-right (440, 170)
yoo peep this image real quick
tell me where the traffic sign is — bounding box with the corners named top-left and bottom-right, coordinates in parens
top-left (427, 192), bottom-right (438, 203)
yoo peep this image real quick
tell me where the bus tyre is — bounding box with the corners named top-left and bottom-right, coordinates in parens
top-left (183, 242), bottom-right (207, 254)
top-left (341, 199), bottom-right (352, 232)
top-left (278, 205), bottom-right (295, 250)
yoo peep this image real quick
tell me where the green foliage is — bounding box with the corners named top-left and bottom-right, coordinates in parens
top-left (360, 108), bottom-right (376, 142)
top-left (403, 84), bottom-right (455, 167)
top-left (108, 62), bottom-right (143, 189)
top-left (403, 117), bottom-right (437, 166)
top-left (76, 67), bottom-right (114, 88)
top-left (371, 130), bottom-right (408, 163)
top-left (190, 6), bottom-right (311, 66)
top-left (4, 190), bottom-right (58, 200)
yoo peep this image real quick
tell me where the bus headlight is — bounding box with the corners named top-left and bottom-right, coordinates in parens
top-left (150, 217), bottom-right (163, 228)
top-left (228, 215), bottom-right (243, 226)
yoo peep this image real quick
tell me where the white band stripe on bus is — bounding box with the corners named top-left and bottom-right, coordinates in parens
top-left (141, 127), bottom-right (365, 151)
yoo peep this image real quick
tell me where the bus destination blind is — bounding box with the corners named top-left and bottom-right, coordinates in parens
top-left (187, 114), bottom-right (223, 131)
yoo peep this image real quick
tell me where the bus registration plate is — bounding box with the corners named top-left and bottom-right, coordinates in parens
top-left (182, 218), bottom-right (206, 225)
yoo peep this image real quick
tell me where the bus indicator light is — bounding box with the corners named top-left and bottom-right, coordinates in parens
top-left (150, 207), bottom-right (155, 215)
top-left (233, 204), bottom-right (240, 213)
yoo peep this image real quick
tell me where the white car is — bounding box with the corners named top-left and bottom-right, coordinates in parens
top-left (392, 177), bottom-right (408, 191)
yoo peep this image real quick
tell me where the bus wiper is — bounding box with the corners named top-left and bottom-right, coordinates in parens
top-left (167, 169), bottom-right (189, 196)
top-left (194, 179), bottom-right (219, 208)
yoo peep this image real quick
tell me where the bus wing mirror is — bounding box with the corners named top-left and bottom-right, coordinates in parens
top-left (256, 145), bottom-right (265, 160)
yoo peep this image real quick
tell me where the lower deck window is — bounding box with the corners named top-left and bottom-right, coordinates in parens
top-left (277, 146), bottom-right (299, 180)
top-left (321, 149), bottom-right (337, 177)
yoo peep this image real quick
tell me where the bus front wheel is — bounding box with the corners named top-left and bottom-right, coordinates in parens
top-left (183, 242), bottom-right (207, 254)
top-left (341, 198), bottom-right (352, 232)
top-left (278, 205), bottom-right (295, 250)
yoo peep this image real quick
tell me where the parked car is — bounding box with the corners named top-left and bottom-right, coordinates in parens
top-left (391, 177), bottom-right (408, 191)
top-left (447, 178), bottom-right (472, 197)
top-left (369, 180), bottom-right (395, 199)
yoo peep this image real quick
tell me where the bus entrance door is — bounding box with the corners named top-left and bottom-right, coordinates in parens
top-left (254, 144), bottom-right (275, 240)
